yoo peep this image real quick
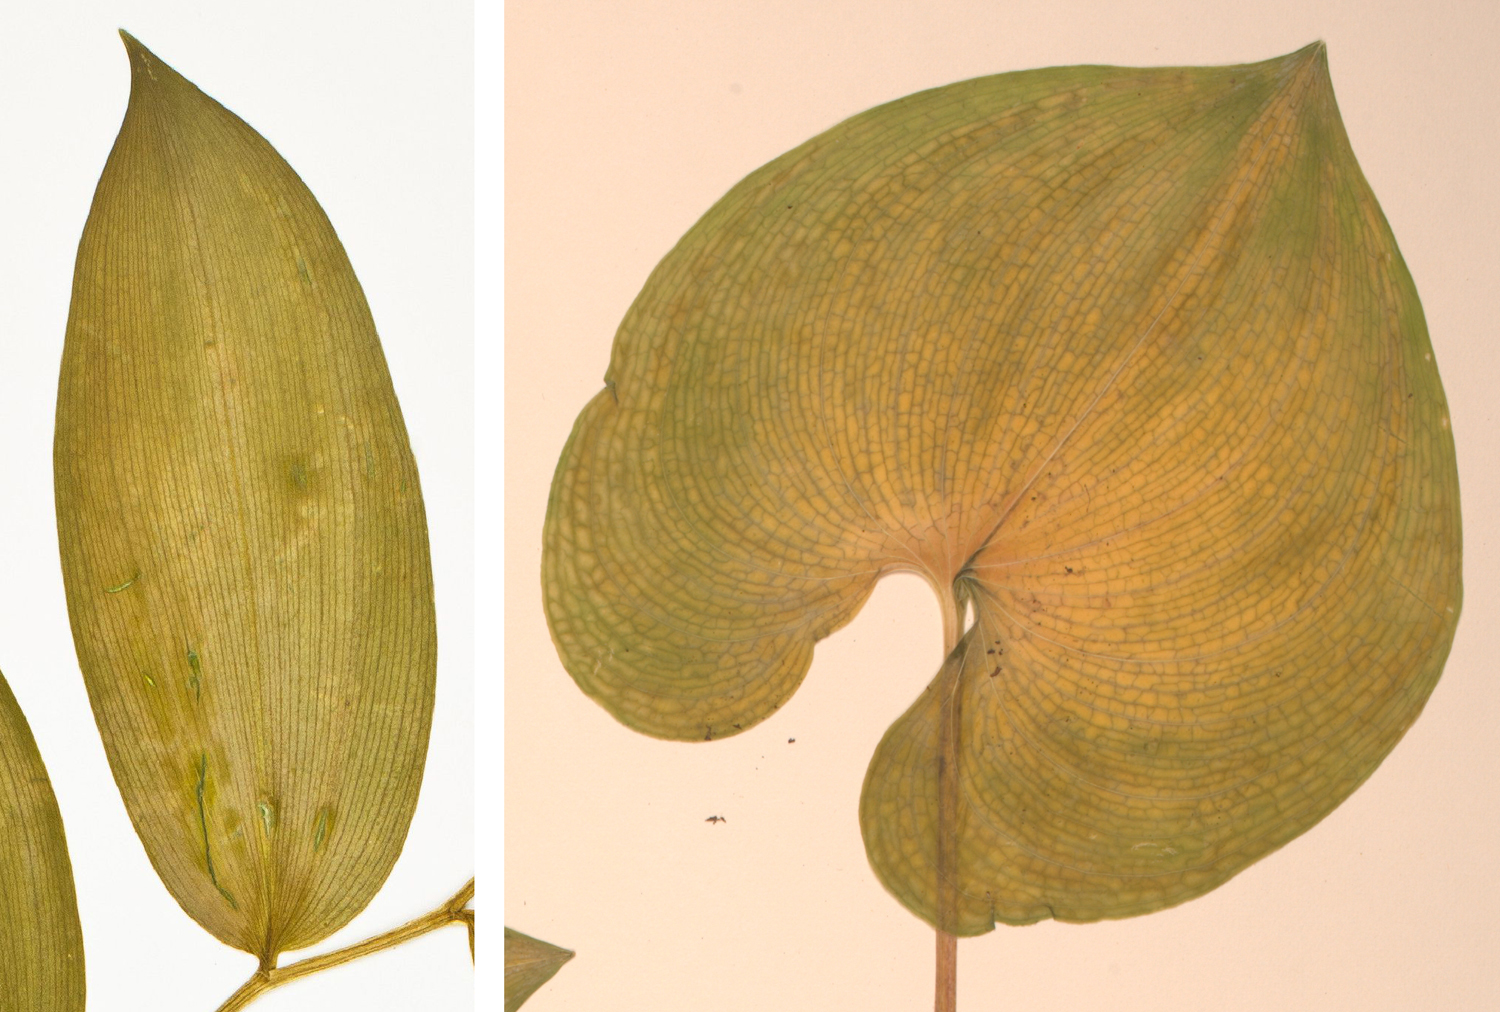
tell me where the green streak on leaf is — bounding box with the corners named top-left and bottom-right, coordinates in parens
top-left (195, 753), bottom-right (238, 911)
top-left (105, 570), bottom-right (140, 594)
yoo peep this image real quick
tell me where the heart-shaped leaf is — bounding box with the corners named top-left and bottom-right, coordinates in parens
top-left (55, 34), bottom-right (436, 960)
top-left (504, 927), bottom-right (573, 1011)
top-left (543, 43), bottom-right (1460, 935)
top-left (0, 675), bottom-right (84, 1009)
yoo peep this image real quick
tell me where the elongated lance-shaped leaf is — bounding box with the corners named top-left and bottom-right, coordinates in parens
top-left (543, 44), bottom-right (1461, 934)
top-left (55, 33), bottom-right (436, 959)
top-left (504, 927), bottom-right (573, 1012)
top-left (0, 675), bottom-right (84, 1010)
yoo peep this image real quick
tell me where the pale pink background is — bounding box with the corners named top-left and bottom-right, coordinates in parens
top-left (504, 3), bottom-right (1499, 1009)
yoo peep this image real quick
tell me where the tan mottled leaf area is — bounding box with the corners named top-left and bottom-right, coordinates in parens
top-left (0, 676), bottom-right (84, 1010)
top-left (56, 34), bottom-right (435, 959)
top-left (504, 927), bottom-right (573, 1012)
top-left (542, 44), bottom-right (1460, 934)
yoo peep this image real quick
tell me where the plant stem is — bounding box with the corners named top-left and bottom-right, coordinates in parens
top-left (214, 877), bottom-right (474, 1012)
top-left (935, 586), bottom-right (964, 1012)
top-left (936, 929), bottom-right (957, 1012)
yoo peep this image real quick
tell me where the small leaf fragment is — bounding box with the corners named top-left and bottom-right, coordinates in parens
top-left (544, 44), bottom-right (1461, 933)
top-left (505, 927), bottom-right (573, 1012)
top-left (0, 674), bottom-right (85, 1010)
top-left (56, 33), bottom-right (436, 959)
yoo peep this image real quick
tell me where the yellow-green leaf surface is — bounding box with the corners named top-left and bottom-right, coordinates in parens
top-left (504, 927), bottom-right (573, 1012)
top-left (543, 43), bottom-right (1461, 935)
top-left (0, 675), bottom-right (84, 1010)
top-left (55, 34), bottom-right (436, 960)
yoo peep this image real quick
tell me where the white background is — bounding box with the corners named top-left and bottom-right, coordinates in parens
top-left (507, 2), bottom-right (1499, 1011)
top-left (1, 3), bottom-right (475, 1010)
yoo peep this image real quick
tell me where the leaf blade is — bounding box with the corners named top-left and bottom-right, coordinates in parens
top-left (544, 44), bottom-right (1460, 932)
top-left (55, 34), bottom-right (436, 958)
top-left (0, 675), bottom-right (85, 1010)
top-left (504, 927), bottom-right (573, 1012)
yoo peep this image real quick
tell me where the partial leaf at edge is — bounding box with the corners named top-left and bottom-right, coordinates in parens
top-left (54, 33), bottom-right (436, 960)
top-left (0, 673), bottom-right (84, 1010)
top-left (544, 44), bottom-right (1461, 933)
top-left (504, 927), bottom-right (573, 1012)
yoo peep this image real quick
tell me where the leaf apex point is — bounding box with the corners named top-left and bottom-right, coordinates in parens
top-left (1288, 39), bottom-right (1329, 69)
top-left (117, 28), bottom-right (146, 56)
top-left (1271, 39), bottom-right (1335, 106)
top-left (117, 29), bottom-right (164, 86)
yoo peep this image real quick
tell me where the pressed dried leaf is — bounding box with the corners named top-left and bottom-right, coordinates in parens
top-left (543, 44), bottom-right (1461, 934)
top-left (55, 34), bottom-right (436, 959)
top-left (504, 927), bottom-right (573, 1012)
top-left (0, 675), bottom-right (84, 1010)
